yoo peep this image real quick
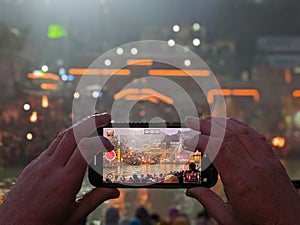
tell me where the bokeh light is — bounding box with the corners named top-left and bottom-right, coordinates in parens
top-left (271, 136), bottom-right (286, 148)
top-left (168, 39), bottom-right (175, 47)
top-left (23, 103), bottom-right (31, 111)
top-left (104, 59), bottom-right (112, 66)
top-left (130, 48), bottom-right (138, 55)
top-left (26, 132), bottom-right (33, 141)
top-left (41, 65), bottom-right (48, 72)
top-left (116, 48), bottom-right (124, 55)
top-left (29, 111), bottom-right (38, 123)
top-left (74, 92), bottom-right (80, 99)
top-left (192, 38), bottom-right (201, 47)
top-left (192, 23), bottom-right (201, 31)
top-left (172, 24), bottom-right (180, 32)
top-left (184, 59), bottom-right (191, 67)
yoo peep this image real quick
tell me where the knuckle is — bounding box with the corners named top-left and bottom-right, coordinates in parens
top-left (239, 127), bottom-right (251, 134)
top-left (78, 137), bottom-right (91, 150)
top-left (224, 131), bottom-right (234, 141)
top-left (250, 162), bottom-right (264, 174)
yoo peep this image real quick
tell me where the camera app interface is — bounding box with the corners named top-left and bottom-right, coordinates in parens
top-left (101, 127), bottom-right (202, 185)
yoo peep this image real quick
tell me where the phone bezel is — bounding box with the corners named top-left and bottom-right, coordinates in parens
top-left (88, 122), bottom-right (218, 188)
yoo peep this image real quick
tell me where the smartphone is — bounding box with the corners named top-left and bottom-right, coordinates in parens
top-left (88, 123), bottom-right (218, 188)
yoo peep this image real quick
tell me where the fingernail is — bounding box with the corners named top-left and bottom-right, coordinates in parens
top-left (100, 137), bottom-right (114, 151)
top-left (111, 190), bottom-right (120, 198)
top-left (186, 189), bottom-right (195, 198)
top-left (185, 116), bottom-right (199, 126)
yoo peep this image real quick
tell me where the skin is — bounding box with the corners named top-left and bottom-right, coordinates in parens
top-left (184, 117), bottom-right (300, 225)
top-left (0, 113), bottom-right (119, 225)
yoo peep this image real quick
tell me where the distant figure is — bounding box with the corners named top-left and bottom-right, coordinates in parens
top-left (119, 217), bottom-right (130, 225)
top-left (150, 213), bottom-right (161, 224)
top-left (196, 209), bottom-right (213, 225)
top-left (129, 218), bottom-right (142, 225)
top-left (167, 206), bottom-right (180, 224)
top-left (184, 162), bottom-right (200, 183)
top-left (105, 207), bottom-right (120, 225)
top-left (172, 216), bottom-right (190, 225)
top-left (136, 206), bottom-right (153, 225)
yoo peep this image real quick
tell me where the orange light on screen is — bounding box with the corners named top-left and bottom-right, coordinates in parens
top-left (41, 95), bottom-right (49, 108)
top-left (148, 69), bottom-right (210, 77)
top-left (68, 68), bottom-right (131, 76)
top-left (40, 83), bottom-right (58, 90)
top-left (29, 111), bottom-right (38, 123)
top-left (126, 59), bottom-right (153, 66)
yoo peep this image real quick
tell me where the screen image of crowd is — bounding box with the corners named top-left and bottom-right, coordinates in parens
top-left (103, 162), bottom-right (201, 184)
top-left (101, 128), bottom-right (202, 184)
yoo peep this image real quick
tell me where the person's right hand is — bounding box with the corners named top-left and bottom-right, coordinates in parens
top-left (0, 113), bottom-right (119, 225)
top-left (184, 117), bottom-right (300, 225)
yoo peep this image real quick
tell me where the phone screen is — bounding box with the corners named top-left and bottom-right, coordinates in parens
top-left (89, 125), bottom-right (218, 188)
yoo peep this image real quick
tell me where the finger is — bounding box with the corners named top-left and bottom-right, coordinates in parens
top-left (185, 116), bottom-right (212, 134)
top-left (64, 136), bottom-right (114, 181)
top-left (69, 188), bottom-right (120, 224)
top-left (212, 117), bottom-right (267, 141)
top-left (184, 134), bottom-right (246, 188)
top-left (186, 188), bottom-right (237, 225)
top-left (185, 116), bottom-right (227, 138)
top-left (44, 131), bottom-right (67, 156)
top-left (210, 117), bottom-right (276, 160)
top-left (52, 113), bottom-right (111, 165)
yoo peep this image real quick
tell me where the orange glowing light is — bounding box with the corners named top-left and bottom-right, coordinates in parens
top-left (41, 95), bottom-right (49, 108)
top-left (27, 73), bottom-right (60, 81)
top-left (148, 69), bottom-right (210, 77)
top-left (114, 88), bottom-right (140, 100)
top-left (271, 136), bottom-right (286, 148)
top-left (284, 68), bottom-right (292, 83)
top-left (207, 89), bottom-right (260, 104)
top-left (0, 190), bottom-right (3, 205)
top-left (126, 59), bottom-right (153, 66)
top-left (26, 132), bottom-right (33, 141)
top-left (29, 111), bottom-right (38, 123)
top-left (40, 83), bottom-right (58, 90)
top-left (207, 89), bottom-right (231, 104)
top-left (115, 88), bottom-right (174, 105)
top-left (68, 68), bottom-right (131, 76)
top-left (231, 89), bottom-right (260, 101)
top-left (292, 90), bottom-right (300, 98)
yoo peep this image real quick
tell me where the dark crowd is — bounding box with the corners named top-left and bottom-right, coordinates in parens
top-left (89, 205), bottom-right (214, 225)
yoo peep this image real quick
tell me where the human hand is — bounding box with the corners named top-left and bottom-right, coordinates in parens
top-left (184, 117), bottom-right (300, 225)
top-left (0, 113), bottom-right (119, 225)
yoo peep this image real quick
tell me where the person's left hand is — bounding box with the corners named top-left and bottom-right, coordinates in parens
top-left (0, 113), bottom-right (119, 225)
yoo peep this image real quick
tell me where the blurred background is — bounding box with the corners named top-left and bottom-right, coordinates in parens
top-left (1, 0), bottom-right (300, 224)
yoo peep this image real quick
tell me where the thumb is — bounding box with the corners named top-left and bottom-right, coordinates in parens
top-left (186, 187), bottom-right (237, 225)
top-left (69, 188), bottom-right (120, 224)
